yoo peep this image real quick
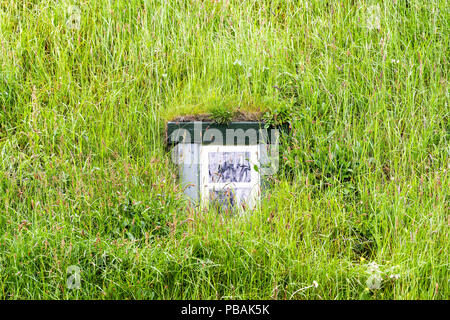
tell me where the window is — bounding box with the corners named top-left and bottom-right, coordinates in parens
top-left (200, 145), bottom-right (260, 211)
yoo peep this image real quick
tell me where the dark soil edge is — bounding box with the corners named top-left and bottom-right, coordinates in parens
top-left (170, 111), bottom-right (262, 122)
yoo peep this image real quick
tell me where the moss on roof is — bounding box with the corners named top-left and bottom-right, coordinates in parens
top-left (163, 90), bottom-right (286, 122)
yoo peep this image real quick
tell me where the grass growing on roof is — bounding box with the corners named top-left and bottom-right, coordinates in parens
top-left (0, 0), bottom-right (448, 299)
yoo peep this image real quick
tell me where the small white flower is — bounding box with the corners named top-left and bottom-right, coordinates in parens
top-left (233, 59), bottom-right (243, 66)
top-left (312, 280), bottom-right (318, 288)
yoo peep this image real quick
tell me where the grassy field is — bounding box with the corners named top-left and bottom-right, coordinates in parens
top-left (0, 0), bottom-right (448, 299)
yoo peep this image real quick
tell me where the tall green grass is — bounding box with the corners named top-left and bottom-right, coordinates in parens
top-left (0, 0), bottom-right (448, 299)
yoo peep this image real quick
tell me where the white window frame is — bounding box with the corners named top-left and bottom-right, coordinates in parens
top-left (199, 144), bottom-right (260, 210)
